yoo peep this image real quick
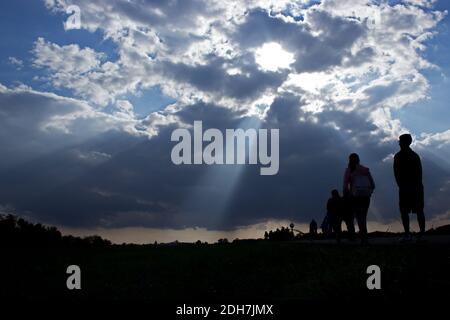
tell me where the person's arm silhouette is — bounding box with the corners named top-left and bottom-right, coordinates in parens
top-left (368, 169), bottom-right (375, 191)
top-left (343, 168), bottom-right (350, 196)
top-left (415, 152), bottom-right (423, 184)
top-left (393, 153), bottom-right (402, 187)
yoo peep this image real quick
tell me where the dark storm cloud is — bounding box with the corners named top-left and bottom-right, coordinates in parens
top-left (1, 89), bottom-right (449, 229)
top-left (0, 87), bottom-right (105, 168)
top-left (159, 55), bottom-right (288, 100)
top-left (0, 87), bottom-right (429, 229)
top-left (0, 87), bottom-right (149, 226)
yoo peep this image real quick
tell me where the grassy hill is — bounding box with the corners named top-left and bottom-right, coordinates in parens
top-left (1, 240), bottom-right (449, 300)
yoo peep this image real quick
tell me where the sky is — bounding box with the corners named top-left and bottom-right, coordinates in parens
top-left (0, 0), bottom-right (449, 243)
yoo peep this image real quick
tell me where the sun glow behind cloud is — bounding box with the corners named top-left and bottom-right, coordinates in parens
top-left (255, 42), bottom-right (295, 72)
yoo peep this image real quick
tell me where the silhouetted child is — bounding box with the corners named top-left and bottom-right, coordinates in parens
top-left (326, 189), bottom-right (343, 242)
top-left (394, 134), bottom-right (426, 241)
top-left (321, 215), bottom-right (331, 235)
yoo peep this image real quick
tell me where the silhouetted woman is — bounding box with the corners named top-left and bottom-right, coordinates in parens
top-left (343, 153), bottom-right (375, 244)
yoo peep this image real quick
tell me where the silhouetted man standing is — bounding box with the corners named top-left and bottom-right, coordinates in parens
top-left (394, 134), bottom-right (425, 240)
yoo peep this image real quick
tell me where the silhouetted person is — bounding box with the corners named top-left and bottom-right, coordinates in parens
top-left (309, 219), bottom-right (318, 236)
top-left (327, 189), bottom-right (343, 242)
top-left (343, 153), bottom-right (375, 244)
top-left (321, 215), bottom-right (330, 235)
top-left (394, 134), bottom-right (425, 240)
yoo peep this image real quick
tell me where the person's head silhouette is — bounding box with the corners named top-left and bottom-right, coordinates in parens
top-left (331, 189), bottom-right (339, 198)
top-left (399, 133), bottom-right (412, 150)
top-left (348, 153), bottom-right (360, 172)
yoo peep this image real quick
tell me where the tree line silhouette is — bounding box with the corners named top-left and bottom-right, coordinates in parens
top-left (0, 214), bottom-right (111, 247)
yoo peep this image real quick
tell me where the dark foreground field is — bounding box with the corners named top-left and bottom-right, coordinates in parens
top-left (1, 239), bottom-right (449, 300)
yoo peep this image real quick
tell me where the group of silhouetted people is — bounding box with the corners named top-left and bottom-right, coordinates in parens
top-left (318, 133), bottom-right (425, 244)
top-left (265, 227), bottom-right (295, 241)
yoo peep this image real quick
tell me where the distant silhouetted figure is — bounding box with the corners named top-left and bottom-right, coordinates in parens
top-left (394, 134), bottom-right (425, 240)
top-left (321, 215), bottom-right (331, 235)
top-left (309, 219), bottom-right (318, 236)
top-left (343, 153), bottom-right (375, 244)
top-left (327, 189), bottom-right (343, 242)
